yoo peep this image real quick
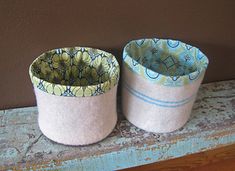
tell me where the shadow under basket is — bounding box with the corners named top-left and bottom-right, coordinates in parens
top-left (29, 47), bottom-right (120, 145)
top-left (122, 38), bottom-right (209, 133)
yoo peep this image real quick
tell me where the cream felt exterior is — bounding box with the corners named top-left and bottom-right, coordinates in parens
top-left (122, 66), bottom-right (204, 133)
top-left (35, 85), bottom-right (117, 145)
top-left (122, 38), bottom-right (208, 133)
top-left (29, 47), bottom-right (120, 145)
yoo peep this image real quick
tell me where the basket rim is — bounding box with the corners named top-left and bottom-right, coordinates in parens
top-left (123, 38), bottom-right (209, 86)
top-left (29, 46), bottom-right (120, 97)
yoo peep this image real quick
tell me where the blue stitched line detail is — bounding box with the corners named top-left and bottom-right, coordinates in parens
top-left (123, 82), bottom-right (195, 108)
top-left (124, 82), bottom-right (195, 104)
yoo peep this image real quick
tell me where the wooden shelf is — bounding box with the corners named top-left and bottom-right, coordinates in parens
top-left (0, 80), bottom-right (235, 170)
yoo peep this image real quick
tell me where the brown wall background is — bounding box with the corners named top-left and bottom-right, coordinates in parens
top-left (0, 0), bottom-right (235, 109)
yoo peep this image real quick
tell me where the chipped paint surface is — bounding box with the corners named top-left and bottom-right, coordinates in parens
top-left (0, 80), bottom-right (235, 171)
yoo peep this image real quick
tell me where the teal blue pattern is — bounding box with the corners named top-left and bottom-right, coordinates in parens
top-left (123, 81), bottom-right (195, 108)
top-left (123, 38), bottom-right (209, 86)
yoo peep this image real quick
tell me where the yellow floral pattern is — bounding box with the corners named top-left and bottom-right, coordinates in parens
top-left (29, 47), bottom-right (120, 97)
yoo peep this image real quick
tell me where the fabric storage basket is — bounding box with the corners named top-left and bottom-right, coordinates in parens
top-left (29, 47), bottom-right (120, 145)
top-left (122, 38), bottom-right (209, 133)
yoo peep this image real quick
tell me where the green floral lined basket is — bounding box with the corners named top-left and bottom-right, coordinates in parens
top-left (29, 47), bottom-right (120, 97)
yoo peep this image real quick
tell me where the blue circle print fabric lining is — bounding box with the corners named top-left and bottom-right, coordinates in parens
top-left (123, 38), bottom-right (209, 86)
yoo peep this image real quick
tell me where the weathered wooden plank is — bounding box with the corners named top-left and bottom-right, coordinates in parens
top-left (0, 80), bottom-right (235, 171)
top-left (123, 144), bottom-right (235, 171)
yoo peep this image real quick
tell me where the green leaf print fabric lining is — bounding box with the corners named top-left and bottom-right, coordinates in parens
top-left (29, 47), bottom-right (120, 97)
top-left (123, 38), bottom-right (209, 86)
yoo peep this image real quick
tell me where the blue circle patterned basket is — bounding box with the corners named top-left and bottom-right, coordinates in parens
top-left (123, 38), bottom-right (209, 86)
top-left (122, 38), bottom-right (209, 133)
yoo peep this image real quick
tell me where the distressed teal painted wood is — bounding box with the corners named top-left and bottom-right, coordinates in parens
top-left (0, 80), bottom-right (235, 171)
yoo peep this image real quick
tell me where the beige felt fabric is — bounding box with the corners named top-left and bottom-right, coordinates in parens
top-left (122, 65), bottom-right (204, 133)
top-left (34, 85), bottom-right (117, 145)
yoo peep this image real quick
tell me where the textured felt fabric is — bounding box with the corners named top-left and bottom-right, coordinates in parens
top-left (35, 85), bottom-right (117, 145)
top-left (122, 65), bottom-right (204, 133)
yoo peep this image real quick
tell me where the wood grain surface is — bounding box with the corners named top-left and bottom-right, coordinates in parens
top-left (124, 144), bottom-right (235, 171)
top-left (0, 80), bottom-right (235, 170)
